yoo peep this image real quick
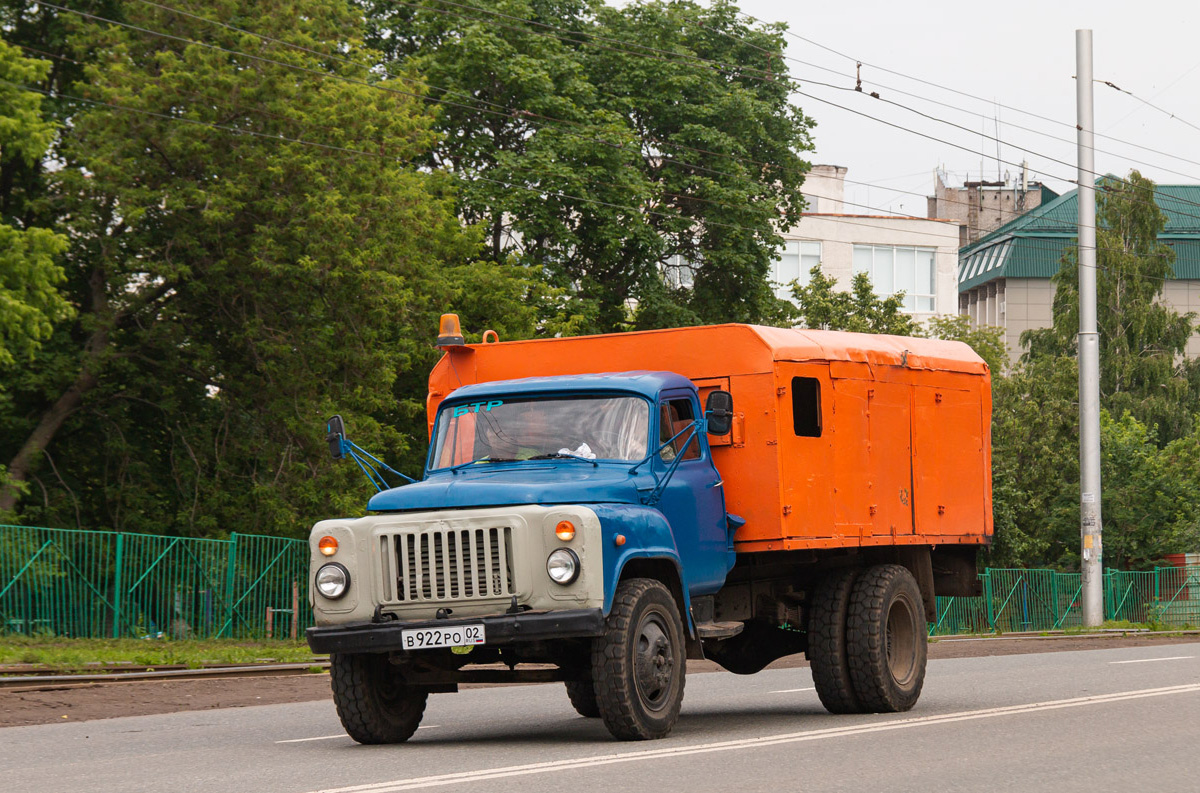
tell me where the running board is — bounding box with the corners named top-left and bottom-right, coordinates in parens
top-left (695, 621), bottom-right (745, 639)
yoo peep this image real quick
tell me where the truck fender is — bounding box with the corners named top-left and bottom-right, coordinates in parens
top-left (589, 503), bottom-right (694, 636)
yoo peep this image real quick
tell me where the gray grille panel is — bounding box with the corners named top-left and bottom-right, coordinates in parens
top-left (380, 526), bottom-right (514, 603)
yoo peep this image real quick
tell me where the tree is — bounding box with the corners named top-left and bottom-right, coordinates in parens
top-left (987, 355), bottom-right (1080, 568)
top-left (1099, 412), bottom-right (1200, 570)
top-left (0, 40), bottom-right (71, 371)
top-left (789, 267), bottom-right (921, 336)
top-left (0, 1), bottom-right (536, 533)
top-left (1024, 171), bottom-right (1200, 444)
top-left (363, 0), bottom-right (814, 333)
top-left (924, 314), bottom-right (1008, 376)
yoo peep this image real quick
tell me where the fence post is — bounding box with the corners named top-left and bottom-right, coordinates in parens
top-left (1051, 572), bottom-right (1060, 629)
top-left (1104, 568), bottom-right (1113, 621)
top-left (291, 580), bottom-right (299, 641)
top-left (222, 532), bottom-right (238, 638)
top-left (984, 569), bottom-right (995, 631)
top-left (111, 533), bottom-right (124, 639)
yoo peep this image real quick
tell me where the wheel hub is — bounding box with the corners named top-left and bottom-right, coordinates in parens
top-left (634, 613), bottom-right (675, 711)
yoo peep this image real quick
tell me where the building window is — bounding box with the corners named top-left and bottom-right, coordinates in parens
top-left (852, 244), bottom-right (936, 312)
top-left (664, 254), bottom-right (697, 289)
top-left (773, 240), bottom-right (822, 299)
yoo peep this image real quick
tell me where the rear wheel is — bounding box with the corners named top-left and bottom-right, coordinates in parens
top-left (564, 679), bottom-right (601, 718)
top-left (592, 578), bottom-right (686, 740)
top-left (845, 564), bottom-right (927, 712)
top-left (330, 652), bottom-right (428, 744)
top-left (807, 568), bottom-right (863, 714)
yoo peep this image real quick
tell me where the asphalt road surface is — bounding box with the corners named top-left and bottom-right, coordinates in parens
top-left (5, 643), bottom-right (1200, 793)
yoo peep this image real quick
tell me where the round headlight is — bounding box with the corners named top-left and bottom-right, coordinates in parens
top-left (316, 563), bottom-right (350, 599)
top-left (547, 548), bottom-right (580, 585)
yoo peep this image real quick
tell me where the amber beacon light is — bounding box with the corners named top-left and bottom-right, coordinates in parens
top-left (437, 313), bottom-right (465, 347)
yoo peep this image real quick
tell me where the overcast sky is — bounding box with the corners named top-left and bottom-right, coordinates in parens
top-left (731, 0), bottom-right (1200, 222)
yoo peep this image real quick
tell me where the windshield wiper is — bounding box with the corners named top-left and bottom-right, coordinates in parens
top-left (448, 456), bottom-right (517, 474)
top-left (526, 452), bottom-right (599, 467)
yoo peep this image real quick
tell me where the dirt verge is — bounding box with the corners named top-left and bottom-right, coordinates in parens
top-left (5, 633), bottom-right (1199, 728)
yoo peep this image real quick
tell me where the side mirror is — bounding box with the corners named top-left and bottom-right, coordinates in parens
top-left (326, 415), bottom-right (346, 460)
top-left (704, 390), bottom-right (734, 436)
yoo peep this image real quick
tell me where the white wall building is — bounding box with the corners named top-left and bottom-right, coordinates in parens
top-left (771, 165), bottom-right (963, 322)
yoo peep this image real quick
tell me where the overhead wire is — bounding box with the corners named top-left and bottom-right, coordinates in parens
top-left (116, 0), bottom-right (1200, 222)
top-left (723, 8), bottom-right (1200, 175)
top-left (9, 74), bottom-right (1183, 292)
top-left (307, 0), bottom-right (1200, 221)
top-left (17, 4), bottom-right (1192, 284)
top-left (1097, 79), bottom-right (1200, 136)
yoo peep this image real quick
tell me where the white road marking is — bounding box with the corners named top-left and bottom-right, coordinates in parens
top-left (768, 687), bottom-right (815, 693)
top-left (277, 727), bottom-right (439, 744)
top-left (306, 683), bottom-right (1200, 793)
top-left (1110, 656), bottom-right (1195, 665)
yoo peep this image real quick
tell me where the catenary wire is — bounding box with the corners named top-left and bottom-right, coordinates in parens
top-left (93, 0), bottom-right (1200, 230)
top-left (7, 77), bottom-right (1184, 290)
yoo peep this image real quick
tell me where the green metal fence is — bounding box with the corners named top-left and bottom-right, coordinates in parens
top-left (929, 566), bottom-right (1200, 635)
top-left (2, 524), bottom-right (1198, 639)
top-left (0, 525), bottom-right (311, 640)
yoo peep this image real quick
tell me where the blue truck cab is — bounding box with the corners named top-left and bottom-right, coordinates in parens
top-left (307, 372), bottom-right (739, 741)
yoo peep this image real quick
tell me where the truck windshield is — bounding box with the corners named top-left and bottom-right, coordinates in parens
top-left (430, 395), bottom-right (650, 468)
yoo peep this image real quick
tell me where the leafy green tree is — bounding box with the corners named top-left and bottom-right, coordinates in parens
top-left (363, 0), bottom-right (813, 332)
top-left (986, 355), bottom-right (1078, 567)
top-left (1024, 171), bottom-right (1200, 444)
top-left (789, 267), bottom-right (921, 336)
top-left (0, 40), bottom-right (71, 370)
top-left (1099, 412), bottom-right (1200, 569)
top-left (988, 360), bottom-right (1200, 570)
top-left (0, 1), bottom-right (537, 533)
top-left (924, 314), bottom-right (1008, 376)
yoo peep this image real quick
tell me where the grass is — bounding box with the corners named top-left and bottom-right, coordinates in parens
top-left (0, 637), bottom-right (324, 671)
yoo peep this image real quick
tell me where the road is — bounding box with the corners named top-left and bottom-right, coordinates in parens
top-left (5, 643), bottom-right (1199, 793)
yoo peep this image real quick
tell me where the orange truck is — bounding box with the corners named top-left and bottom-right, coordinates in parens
top-left (307, 318), bottom-right (992, 742)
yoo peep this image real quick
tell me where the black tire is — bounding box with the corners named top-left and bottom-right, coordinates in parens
top-left (330, 652), bottom-right (428, 744)
top-left (592, 578), bottom-right (686, 740)
top-left (564, 679), bottom-right (602, 718)
top-left (807, 568), bottom-right (863, 714)
top-left (845, 564), bottom-right (928, 713)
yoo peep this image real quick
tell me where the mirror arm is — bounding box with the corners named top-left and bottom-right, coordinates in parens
top-left (628, 420), bottom-right (700, 475)
top-left (639, 423), bottom-right (699, 507)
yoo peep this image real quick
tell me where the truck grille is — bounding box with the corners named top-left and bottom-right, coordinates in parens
top-left (379, 527), bottom-right (515, 603)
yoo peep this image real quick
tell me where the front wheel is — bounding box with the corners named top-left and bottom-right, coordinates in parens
top-left (564, 679), bottom-right (601, 718)
top-left (330, 652), bottom-right (428, 744)
top-left (592, 578), bottom-right (686, 740)
top-left (845, 564), bottom-right (928, 712)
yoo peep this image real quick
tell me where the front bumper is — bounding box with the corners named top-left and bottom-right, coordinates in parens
top-left (306, 608), bottom-right (606, 654)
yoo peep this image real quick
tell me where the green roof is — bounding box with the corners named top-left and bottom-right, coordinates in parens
top-left (958, 182), bottom-right (1200, 291)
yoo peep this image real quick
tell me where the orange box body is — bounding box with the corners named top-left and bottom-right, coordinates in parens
top-left (428, 324), bottom-right (992, 554)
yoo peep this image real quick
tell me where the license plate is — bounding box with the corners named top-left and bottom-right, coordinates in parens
top-left (401, 624), bottom-right (486, 650)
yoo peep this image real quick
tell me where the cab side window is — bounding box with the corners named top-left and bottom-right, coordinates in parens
top-left (658, 399), bottom-right (699, 461)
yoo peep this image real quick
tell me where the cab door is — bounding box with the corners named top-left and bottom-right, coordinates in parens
top-left (653, 388), bottom-right (732, 595)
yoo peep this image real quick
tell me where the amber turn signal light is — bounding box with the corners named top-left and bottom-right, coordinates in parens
top-left (555, 520), bottom-right (576, 541)
top-left (318, 536), bottom-right (339, 556)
